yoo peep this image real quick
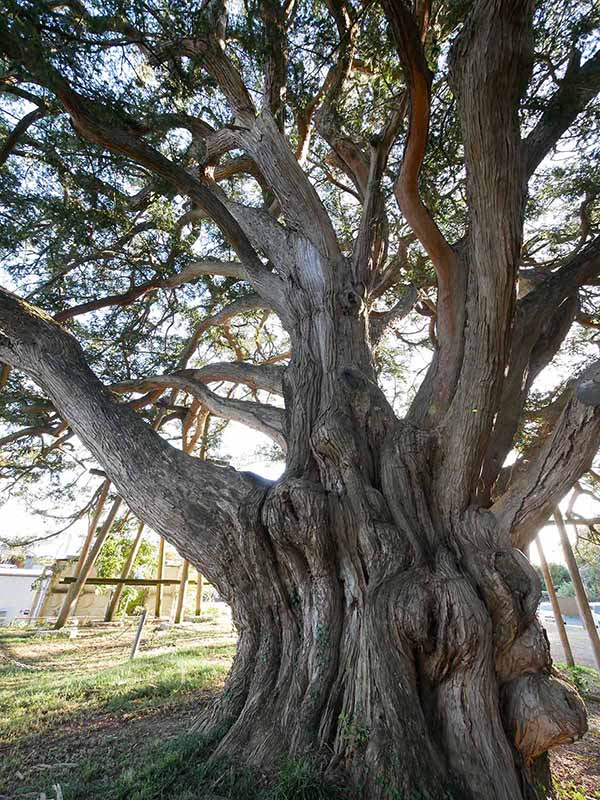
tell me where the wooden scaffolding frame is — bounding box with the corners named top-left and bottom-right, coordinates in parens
top-left (53, 407), bottom-right (212, 628)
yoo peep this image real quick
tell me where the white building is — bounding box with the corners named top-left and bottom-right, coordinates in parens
top-left (0, 565), bottom-right (45, 624)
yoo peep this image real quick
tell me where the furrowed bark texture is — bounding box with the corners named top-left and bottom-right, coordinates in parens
top-left (191, 290), bottom-right (587, 800)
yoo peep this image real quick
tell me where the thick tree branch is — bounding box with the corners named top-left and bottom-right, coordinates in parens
top-left (112, 361), bottom-right (285, 399)
top-left (479, 236), bottom-right (600, 501)
top-left (492, 360), bottom-right (600, 549)
top-left (112, 371), bottom-right (286, 449)
top-left (53, 260), bottom-right (249, 321)
top-left (0, 23), bottom-right (288, 318)
top-left (220, 201), bottom-right (296, 272)
top-left (260, 0), bottom-right (288, 131)
top-left (0, 107), bottom-right (47, 166)
top-left (352, 98), bottom-right (408, 288)
top-left (0, 419), bottom-right (63, 447)
top-left (437, 0), bottom-right (535, 510)
top-left (524, 48), bottom-right (600, 180)
top-left (314, 2), bottom-right (369, 198)
top-left (381, 0), bottom-right (460, 328)
top-left (370, 285), bottom-right (418, 344)
top-left (0, 287), bottom-right (260, 568)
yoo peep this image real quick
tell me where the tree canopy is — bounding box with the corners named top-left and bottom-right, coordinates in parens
top-left (0, 0), bottom-right (598, 531)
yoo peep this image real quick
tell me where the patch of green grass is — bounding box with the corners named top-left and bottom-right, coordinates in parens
top-left (47, 735), bottom-right (346, 800)
top-left (0, 644), bottom-right (233, 742)
top-left (264, 758), bottom-right (348, 800)
top-left (556, 780), bottom-right (600, 799)
top-left (555, 662), bottom-right (600, 695)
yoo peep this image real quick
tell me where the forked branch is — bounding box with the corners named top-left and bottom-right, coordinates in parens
top-left (381, 0), bottom-right (460, 330)
top-left (112, 370), bottom-right (286, 449)
top-left (524, 48), bottom-right (600, 180)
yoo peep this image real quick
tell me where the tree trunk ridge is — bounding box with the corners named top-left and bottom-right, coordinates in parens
top-left (0, 241), bottom-right (590, 799)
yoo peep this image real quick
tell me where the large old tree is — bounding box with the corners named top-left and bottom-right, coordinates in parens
top-left (1, 0), bottom-right (600, 797)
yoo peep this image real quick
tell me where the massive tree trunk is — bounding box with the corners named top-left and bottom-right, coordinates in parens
top-left (190, 296), bottom-right (586, 800)
top-left (1, 275), bottom-right (592, 800)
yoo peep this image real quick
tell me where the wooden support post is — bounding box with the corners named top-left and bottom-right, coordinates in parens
top-left (154, 537), bottom-right (165, 617)
top-left (54, 495), bottom-right (123, 629)
top-left (174, 560), bottom-right (190, 624)
top-left (535, 536), bottom-right (574, 667)
top-left (104, 521), bottom-right (146, 622)
top-left (130, 609), bottom-right (147, 660)
top-left (555, 508), bottom-right (600, 670)
top-left (195, 571), bottom-right (204, 617)
top-left (60, 576), bottom-right (198, 586)
top-left (73, 479), bottom-right (111, 579)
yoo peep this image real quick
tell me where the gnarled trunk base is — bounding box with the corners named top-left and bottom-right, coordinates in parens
top-left (193, 460), bottom-right (586, 800)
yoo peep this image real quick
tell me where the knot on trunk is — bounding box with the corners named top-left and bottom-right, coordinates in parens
top-left (423, 550), bottom-right (492, 683)
top-left (459, 510), bottom-right (541, 658)
top-left (339, 368), bottom-right (396, 450)
top-left (338, 286), bottom-right (365, 314)
top-left (263, 478), bottom-right (329, 554)
top-left (496, 620), bottom-right (550, 684)
top-left (395, 573), bottom-right (433, 648)
top-left (502, 672), bottom-right (587, 762)
top-left (494, 548), bottom-right (540, 624)
top-left (311, 412), bottom-right (361, 475)
top-left (461, 544), bottom-right (541, 659)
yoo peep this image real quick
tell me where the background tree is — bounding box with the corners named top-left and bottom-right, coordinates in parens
top-left (1, 0), bottom-right (600, 798)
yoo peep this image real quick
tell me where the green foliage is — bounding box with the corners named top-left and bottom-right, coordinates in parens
top-left (538, 540), bottom-right (600, 602)
top-left (535, 561), bottom-right (573, 597)
top-left (575, 538), bottom-right (600, 602)
top-left (556, 580), bottom-right (575, 597)
top-left (65, 739), bottom-right (348, 800)
top-left (94, 525), bottom-right (157, 614)
top-left (0, 0), bottom-right (599, 538)
top-left (338, 711), bottom-right (370, 749)
top-left (0, 642), bottom-right (231, 742)
top-left (556, 661), bottom-right (600, 696)
top-left (560, 664), bottom-right (591, 694)
top-left (556, 781), bottom-right (600, 799)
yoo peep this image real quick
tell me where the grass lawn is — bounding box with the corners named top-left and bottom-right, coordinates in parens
top-left (1, 608), bottom-right (599, 799)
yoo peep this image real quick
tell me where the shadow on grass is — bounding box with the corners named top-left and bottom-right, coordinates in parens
top-left (0, 643), bottom-right (236, 799)
top-left (1, 643), bottom-right (236, 741)
top-left (62, 733), bottom-right (349, 800)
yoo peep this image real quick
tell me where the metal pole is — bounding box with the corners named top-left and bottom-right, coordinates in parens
top-left (130, 609), bottom-right (147, 660)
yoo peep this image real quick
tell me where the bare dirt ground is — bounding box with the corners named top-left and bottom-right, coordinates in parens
top-left (551, 697), bottom-right (600, 799)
